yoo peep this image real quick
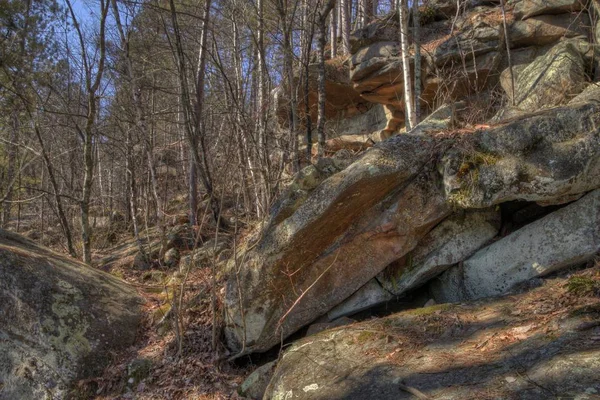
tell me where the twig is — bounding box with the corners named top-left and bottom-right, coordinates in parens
top-left (277, 249), bottom-right (340, 329)
top-left (399, 381), bottom-right (432, 399)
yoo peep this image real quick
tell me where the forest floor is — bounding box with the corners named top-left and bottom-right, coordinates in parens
top-left (72, 229), bottom-right (252, 400)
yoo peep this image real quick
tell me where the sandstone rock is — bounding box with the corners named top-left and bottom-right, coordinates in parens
top-left (350, 42), bottom-right (400, 82)
top-left (378, 209), bottom-right (500, 294)
top-left (433, 23), bottom-right (501, 67)
top-left (422, 50), bottom-right (502, 106)
top-left (507, 44), bottom-right (554, 66)
top-left (593, 0), bottom-right (600, 46)
top-left (501, 40), bottom-right (588, 111)
top-left (325, 103), bottom-right (388, 136)
top-left (306, 316), bottom-right (356, 336)
top-left (265, 273), bottom-right (600, 399)
top-left (442, 102), bottom-right (600, 208)
top-left (569, 82), bottom-right (600, 104)
top-left (436, 189), bottom-right (600, 301)
top-left (268, 160), bottom-right (345, 226)
top-left (133, 250), bottom-right (154, 271)
top-left (163, 247), bottom-right (180, 269)
top-left (0, 229), bottom-right (142, 399)
top-left (327, 279), bottom-right (393, 321)
top-left (166, 224), bottom-right (197, 251)
top-left (324, 134), bottom-right (373, 152)
top-left (329, 209), bottom-right (499, 318)
top-left (509, 13), bottom-right (590, 47)
top-left (349, 14), bottom-right (399, 54)
top-left (424, 0), bottom-right (459, 19)
top-left (513, 0), bottom-right (588, 20)
top-left (225, 134), bottom-right (451, 354)
top-left (276, 60), bottom-right (366, 126)
top-left (238, 361), bottom-right (277, 400)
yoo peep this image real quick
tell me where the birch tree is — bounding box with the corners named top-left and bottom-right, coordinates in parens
top-left (398, 0), bottom-right (416, 130)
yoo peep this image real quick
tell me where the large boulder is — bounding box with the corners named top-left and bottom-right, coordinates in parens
top-left (0, 230), bottom-right (142, 399)
top-left (500, 40), bottom-right (588, 111)
top-left (265, 269), bottom-right (600, 399)
top-left (224, 134), bottom-right (451, 354)
top-left (442, 102), bottom-right (600, 208)
top-left (432, 189), bottom-right (600, 301)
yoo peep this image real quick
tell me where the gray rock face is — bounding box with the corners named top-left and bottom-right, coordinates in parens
top-left (432, 23), bottom-right (501, 67)
top-left (442, 102), bottom-right (600, 208)
top-left (569, 82), bottom-right (600, 104)
top-left (0, 230), bottom-right (142, 400)
top-left (443, 189), bottom-right (600, 300)
top-left (327, 279), bottom-right (393, 321)
top-left (513, 0), bottom-right (588, 20)
top-left (509, 13), bottom-right (590, 47)
top-left (501, 40), bottom-right (588, 111)
top-left (328, 209), bottom-right (499, 319)
top-left (239, 361), bottom-right (277, 400)
top-left (378, 209), bottom-right (500, 295)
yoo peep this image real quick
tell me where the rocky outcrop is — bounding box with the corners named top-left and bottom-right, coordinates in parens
top-left (0, 230), bottom-right (142, 399)
top-left (231, 0), bottom-right (600, 358)
top-left (264, 268), bottom-right (600, 399)
top-left (225, 100), bottom-right (600, 354)
top-left (500, 40), bottom-right (589, 112)
top-left (432, 189), bottom-right (600, 302)
top-left (344, 1), bottom-right (595, 131)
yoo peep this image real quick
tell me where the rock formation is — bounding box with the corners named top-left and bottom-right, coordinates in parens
top-left (0, 230), bottom-right (142, 399)
top-left (227, 0), bottom-right (600, 358)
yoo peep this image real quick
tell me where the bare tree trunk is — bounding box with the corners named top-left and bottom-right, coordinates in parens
top-left (125, 126), bottom-right (146, 261)
top-left (2, 112), bottom-right (18, 227)
top-left (316, 0), bottom-right (337, 158)
top-left (499, 0), bottom-right (515, 106)
top-left (256, 0), bottom-right (270, 216)
top-left (34, 123), bottom-right (77, 257)
top-left (276, 0), bottom-right (301, 173)
top-left (398, 0), bottom-right (415, 130)
top-left (66, 0), bottom-right (109, 264)
top-left (167, 0), bottom-right (221, 225)
top-left (357, 0), bottom-right (365, 29)
top-left (340, 0), bottom-right (351, 55)
top-left (330, 2), bottom-right (338, 57)
top-left (413, 0), bottom-right (421, 123)
top-left (302, 0), bottom-right (315, 161)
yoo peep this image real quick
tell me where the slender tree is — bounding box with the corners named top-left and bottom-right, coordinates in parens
top-left (65, 0), bottom-right (110, 264)
top-left (316, 0), bottom-right (337, 157)
top-left (398, 0), bottom-right (415, 130)
top-left (413, 0), bottom-right (421, 123)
